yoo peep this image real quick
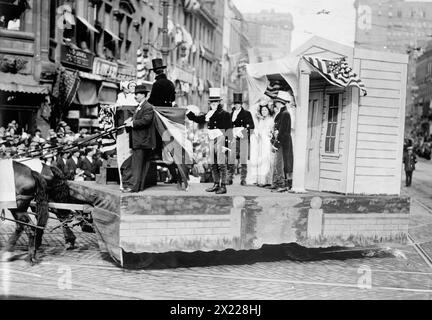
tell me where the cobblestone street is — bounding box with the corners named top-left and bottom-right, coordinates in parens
top-left (1, 160), bottom-right (432, 300)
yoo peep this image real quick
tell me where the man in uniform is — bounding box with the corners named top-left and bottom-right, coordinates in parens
top-left (123, 83), bottom-right (156, 193)
top-left (187, 88), bottom-right (231, 194)
top-left (227, 93), bottom-right (255, 186)
top-left (148, 58), bottom-right (176, 107)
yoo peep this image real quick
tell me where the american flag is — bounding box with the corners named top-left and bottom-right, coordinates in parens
top-left (303, 56), bottom-right (367, 96)
top-left (98, 105), bottom-right (117, 155)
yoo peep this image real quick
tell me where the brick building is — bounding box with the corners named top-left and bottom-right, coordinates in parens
top-left (220, 0), bottom-right (251, 105)
top-left (0, 0), bottom-right (227, 134)
top-left (0, 0), bottom-right (156, 134)
top-left (415, 41), bottom-right (432, 137)
top-left (354, 0), bottom-right (432, 122)
top-left (244, 9), bottom-right (293, 62)
top-left (0, 0), bottom-right (52, 134)
top-left (165, 0), bottom-right (219, 109)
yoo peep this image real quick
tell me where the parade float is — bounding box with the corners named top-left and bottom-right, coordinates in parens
top-left (63, 37), bottom-right (411, 268)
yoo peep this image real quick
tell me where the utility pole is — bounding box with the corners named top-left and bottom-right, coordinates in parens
top-left (161, 0), bottom-right (170, 65)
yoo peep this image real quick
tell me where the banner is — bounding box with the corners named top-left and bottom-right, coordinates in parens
top-left (114, 105), bottom-right (193, 189)
top-left (154, 107), bottom-right (193, 167)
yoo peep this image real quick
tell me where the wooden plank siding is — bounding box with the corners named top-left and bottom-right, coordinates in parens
top-left (353, 55), bottom-right (406, 195)
top-left (361, 70), bottom-right (402, 81)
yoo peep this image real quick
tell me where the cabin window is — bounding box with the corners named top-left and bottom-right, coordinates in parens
top-left (325, 93), bottom-right (340, 153)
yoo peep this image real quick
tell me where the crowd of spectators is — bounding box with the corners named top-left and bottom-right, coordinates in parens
top-left (0, 120), bottom-right (103, 181)
top-left (406, 130), bottom-right (432, 160)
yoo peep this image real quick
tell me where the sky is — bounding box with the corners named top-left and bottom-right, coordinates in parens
top-left (232, 0), bottom-right (357, 50)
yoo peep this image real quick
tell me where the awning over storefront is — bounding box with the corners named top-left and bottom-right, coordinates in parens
top-left (79, 71), bottom-right (104, 81)
top-left (76, 15), bottom-right (99, 33)
top-left (98, 81), bottom-right (118, 104)
top-left (0, 72), bottom-right (49, 95)
top-left (73, 78), bottom-right (99, 105)
top-left (104, 28), bottom-right (121, 41)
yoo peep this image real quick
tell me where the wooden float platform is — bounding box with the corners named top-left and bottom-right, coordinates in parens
top-left (68, 181), bottom-right (410, 267)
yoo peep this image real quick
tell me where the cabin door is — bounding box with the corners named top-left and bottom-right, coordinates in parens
top-left (305, 91), bottom-right (322, 191)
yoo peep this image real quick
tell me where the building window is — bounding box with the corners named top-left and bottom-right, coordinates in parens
top-left (325, 93), bottom-right (340, 154)
top-left (0, 0), bottom-right (31, 31)
top-left (427, 62), bottom-right (432, 76)
top-left (397, 10), bottom-right (402, 18)
top-left (149, 21), bottom-right (153, 42)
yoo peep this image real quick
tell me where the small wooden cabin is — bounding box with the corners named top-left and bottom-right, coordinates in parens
top-left (246, 36), bottom-right (409, 195)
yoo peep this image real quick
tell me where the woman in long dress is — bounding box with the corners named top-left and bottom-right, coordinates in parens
top-left (247, 102), bottom-right (275, 186)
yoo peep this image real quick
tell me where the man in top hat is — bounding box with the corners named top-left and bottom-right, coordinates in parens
top-left (148, 58), bottom-right (176, 107)
top-left (269, 91), bottom-right (294, 193)
top-left (187, 88), bottom-right (232, 194)
top-left (123, 83), bottom-right (156, 193)
top-left (227, 92), bottom-right (255, 186)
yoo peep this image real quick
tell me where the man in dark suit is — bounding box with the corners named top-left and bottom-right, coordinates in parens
top-left (79, 147), bottom-right (101, 181)
top-left (54, 151), bottom-right (70, 179)
top-left (147, 58), bottom-right (178, 183)
top-left (66, 148), bottom-right (82, 180)
top-left (187, 88), bottom-right (231, 194)
top-left (123, 83), bottom-right (156, 193)
top-left (227, 93), bottom-right (255, 186)
top-left (148, 58), bottom-right (176, 107)
top-left (269, 91), bottom-right (294, 193)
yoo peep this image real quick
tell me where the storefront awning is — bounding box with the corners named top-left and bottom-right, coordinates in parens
top-left (79, 71), bottom-right (104, 81)
top-left (0, 72), bottom-right (49, 95)
top-left (76, 15), bottom-right (99, 34)
top-left (104, 28), bottom-right (121, 41)
top-left (73, 78), bottom-right (99, 105)
top-left (98, 81), bottom-right (118, 105)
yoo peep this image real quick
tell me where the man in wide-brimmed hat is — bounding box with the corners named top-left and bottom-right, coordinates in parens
top-left (187, 88), bottom-right (232, 194)
top-left (123, 83), bottom-right (156, 193)
top-left (227, 92), bottom-right (255, 186)
top-left (268, 90), bottom-right (294, 193)
top-left (147, 58), bottom-right (176, 107)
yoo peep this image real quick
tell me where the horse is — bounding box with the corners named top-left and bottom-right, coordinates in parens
top-left (39, 162), bottom-right (82, 249)
top-left (13, 157), bottom-right (81, 250)
top-left (0, 161), bottom-right (49, 264)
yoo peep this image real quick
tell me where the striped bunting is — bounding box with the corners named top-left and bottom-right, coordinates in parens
top-left (98, 105), bottom-right (117, 154)
top-left (303, 56), bottom-right (367, 96)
